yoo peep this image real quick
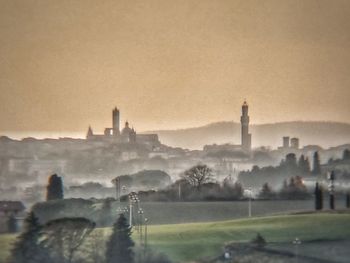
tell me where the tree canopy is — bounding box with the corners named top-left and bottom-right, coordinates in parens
top-left (312, 152), bottom-right (321, 175)
top-left (42, 217), bottom-right (95, 263)
top-left (46, 174), bottom-right (64, 201)
top-left (10, 212), bottom-right (50, 263)
top-left (182, 164), bottom-right (214, 189)
top-left (106, 214), bottom-right (134, 263)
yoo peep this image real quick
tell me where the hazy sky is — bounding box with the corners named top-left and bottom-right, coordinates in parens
top-left (0, 0), bottom-right (350, 136)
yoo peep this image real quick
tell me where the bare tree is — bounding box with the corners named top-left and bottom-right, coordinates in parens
top-left (84, 230), bottom-right (106, 263)
top-left (182, 164), bottom-right (213, 189)
top-left (42, 217), bottom-right (95, 263)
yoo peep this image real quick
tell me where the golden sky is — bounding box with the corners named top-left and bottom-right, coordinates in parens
top-left (0, 0), bottom-right (349, 136)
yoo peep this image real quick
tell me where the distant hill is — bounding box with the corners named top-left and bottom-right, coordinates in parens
top-left (145, 121), bottom-right (350, 150)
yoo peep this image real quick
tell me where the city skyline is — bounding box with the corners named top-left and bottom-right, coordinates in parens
top-left (1, 0), bottom-right (350, 135)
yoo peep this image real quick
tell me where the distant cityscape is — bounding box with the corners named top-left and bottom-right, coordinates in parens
top-left (0, 100), bottom-right (349, 205)
top-left (86, 100), bottom-right (253, 152)
top-left (1, 1), bottom-right (350, 262)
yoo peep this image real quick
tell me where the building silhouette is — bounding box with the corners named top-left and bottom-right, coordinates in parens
top-left (204, 100), bottom-right (252, 155)
top-left (290, 137), bottom-right (299, 149)
top-left (241, 100), bottom-right (252, 152)
top-left (112, 107), bottom-right (120, 136)
top-left (279, 136), bottom-right (300, 150)
top-left (283, 136), bottom-right (290, 148)
top-left (86, 107), bottom-right (160, 148)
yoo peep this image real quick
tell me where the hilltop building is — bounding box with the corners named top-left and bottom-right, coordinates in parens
top-left (283, 136), bottom-right (290, 148)
top-left (290, 137), bottom-right (299, 149)
top-left (241, 100), bottom-right (252, 152)
top-left (279, 136), bottom-right (300, 150)
top-left (86, 107), bottom-right (160, 148)
top-left (203, 100), bottom-right (252, 154)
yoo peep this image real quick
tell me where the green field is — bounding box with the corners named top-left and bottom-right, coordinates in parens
top-left (0, 234), bottom-right (14, 263)
top-left (146, 212), bottom-right (350, 262)
top-left (1, 212), bottom-right (350, 263)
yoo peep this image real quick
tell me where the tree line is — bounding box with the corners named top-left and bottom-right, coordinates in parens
top-left (238, 152), bottom-right (323, 188)
top-left (9, 211), bottom-right (171, 263)
top-left (127, 164), bottom-right (312, 202)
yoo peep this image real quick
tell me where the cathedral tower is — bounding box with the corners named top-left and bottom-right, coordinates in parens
top-left (86, 126), bottom-right (93, 139)
top-left (240, 100), bottom-right (251, 152)
top-left (112, 107), bottom-right (120, 136)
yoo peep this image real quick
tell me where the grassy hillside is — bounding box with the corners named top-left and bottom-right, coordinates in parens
top-left (146, 213), bottom-right (350, 262)
top-left (0, 234), bottom-right (14, 263)
top-left (1, 213), bottom-right (349, 263)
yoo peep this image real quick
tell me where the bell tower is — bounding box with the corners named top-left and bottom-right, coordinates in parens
top-left (240, 100), bottom-right (251, 152)
top-left (112, 107), bottom-right (120, 136)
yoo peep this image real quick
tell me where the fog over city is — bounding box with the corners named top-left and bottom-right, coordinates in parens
top-left (1, 1), bottom-right (350, 263)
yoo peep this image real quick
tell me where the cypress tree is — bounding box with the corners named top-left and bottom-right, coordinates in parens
top-left (285, 153), bottom-right (297, 171)
top-left (346, 193), bottom-right (350, 209)
top-left (329, 171), bottom-right (335, 210)
top-left (259, 182), bottom-right (274, 199)
top-left (314, 182), bottom-right (323, 210)
top-left (314, 183), bottom-right (319, 210)
top-left (305, 157), bottom-right (311, 173)
top-left (312, 152), bottom-right (321, 175)
top-left (46, 174), bottom-right (64, 201)
top-left (106, 214), bottom-right (134, 263)
top-left (99, 198), bottom-right (113, 227)
top-left (319, 184), bottom-right (323, 210)
top-left (298, 155), bottom-right (311, 174)
top-left (343, 149), bottom-right (350, 161)
top-left (298, 155), bottom-right (305, 172)
top-left (10, 212), bottom-right (50, 263)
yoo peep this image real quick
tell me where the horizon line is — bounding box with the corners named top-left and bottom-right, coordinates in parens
top-left (1, 119), bottom-right (350, 140)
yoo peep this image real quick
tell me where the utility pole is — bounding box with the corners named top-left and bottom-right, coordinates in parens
top-left (144, 217), bottom-right (148, 258)
top-left (112, 178), bottom-right (121, 202)
top-left (117, 178), bottom-right (120, 202)
top-left (129, 196), bottom-right (133, 227)
top-left (178, 183), bottom-right (181, 201)
top-left (248, 187), bottom-right (252, 218)
top-left (144, 218), bottom-right (148, 249)
top-left (138, 208), bottom-right (144, 245)
top-left (128, 192), bottom-right (141, 229)
top-left (328, 171), bottom-right (335, 210)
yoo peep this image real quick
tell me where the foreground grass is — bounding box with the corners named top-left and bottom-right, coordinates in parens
top-left (0, 234), bottom-right (15, 263)
top-left (1, 213), bottom-right (350, 263)
top-left (145, 213), bottom-right (350, 262)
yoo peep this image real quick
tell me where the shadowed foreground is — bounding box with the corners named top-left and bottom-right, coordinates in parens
top-left (1, 212), bottom-right (350, 263)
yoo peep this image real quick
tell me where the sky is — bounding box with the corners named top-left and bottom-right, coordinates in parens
top-left (0, 0), bottom-right (350, 137)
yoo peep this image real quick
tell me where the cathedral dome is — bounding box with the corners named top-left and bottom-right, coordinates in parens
top-left (121, 121), bottom-right (132, 136)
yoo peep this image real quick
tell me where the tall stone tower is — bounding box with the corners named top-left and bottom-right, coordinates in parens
top-left (240, 100), bottom-right (251, 152)
top-left (112, 107), bottom-right (120, 136)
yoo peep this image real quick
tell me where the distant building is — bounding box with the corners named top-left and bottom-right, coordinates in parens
top-left (112, 107), bottom-right (120, 136)
top-left (278, 136), bottom-right (300, 150)
top-left (241, 100), bottom-right (252, 152)
top-left (86, 107), bottom-right (160, 148)
top-left (203, 100), bottom-right (252, 157)
top-left (290, 137), bottom-right (299, 149)
top-left (283, 136), bottom-right (290, 148)
top-left (203, 144), bottom-right (242, 153)
top-left (121, 121), bottom-right (136, 143)
top-left (121, 151), bottom-right (139, 161)
top-left (137, 134), bottom-right (161, 148)
top-left (148, 151), bottom-right (169, 159)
